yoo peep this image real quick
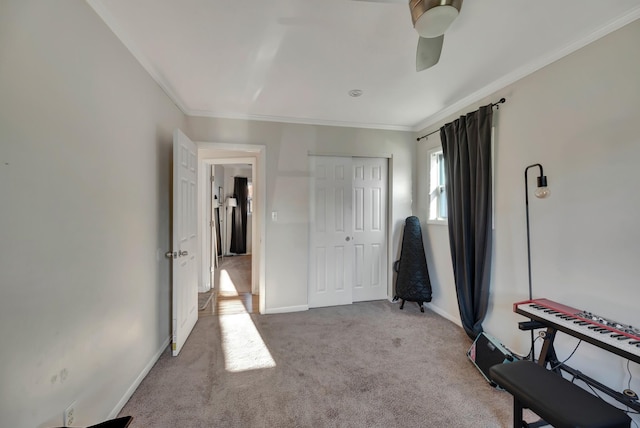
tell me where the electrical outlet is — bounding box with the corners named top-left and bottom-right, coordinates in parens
top-left (64, 401), bottom-right (76, 427)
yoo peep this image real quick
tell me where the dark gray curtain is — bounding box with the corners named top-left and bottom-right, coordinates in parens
top-left (230, 177), bottom-right (248, 254)
top-left (215, 207), bottom-right (222, 257)
top-left (440, 104), bottom-right (493, 339)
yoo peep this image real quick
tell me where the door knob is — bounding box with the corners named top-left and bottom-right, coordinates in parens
top-left (165, 251), bottom-right (177, 259)
top-left (179, 250), bottom-right (189, 257)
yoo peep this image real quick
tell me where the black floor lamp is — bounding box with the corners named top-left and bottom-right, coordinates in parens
top-left (524, 163), bottom-right (550, 359)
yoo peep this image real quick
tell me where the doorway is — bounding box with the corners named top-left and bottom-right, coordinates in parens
top-left (198, 143), bottom-right (265, 314)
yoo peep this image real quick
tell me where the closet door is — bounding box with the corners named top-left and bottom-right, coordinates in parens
top-left (309, 156), bottom-right (354, 308)
top-left (352, 157), bottom-right (388, 302)
top-left (309, 156), bottom-right (389, 308)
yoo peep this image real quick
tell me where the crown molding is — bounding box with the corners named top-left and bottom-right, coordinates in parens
top-left (187, 109), bottom-right (414, 132)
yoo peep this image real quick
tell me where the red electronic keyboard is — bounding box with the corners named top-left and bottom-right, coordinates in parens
top-left (514, 298), bottom-right (640, 365)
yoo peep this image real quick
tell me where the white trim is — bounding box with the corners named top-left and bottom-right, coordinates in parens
top-left (388, 298), bottom-right (461, 328)
top-left (189, 110), bottom-right (413, 132)
top-left (427, 219), bottom-right (447, 226)
top-left (198, 142), bottom-right (262, 152)
top-left (202, 157), bottom-right (255, 164)
top-left (425, 304), bottom-right (462, 328)
top-left (413, 7), bottom-right (640, 132)
top-left (308, 150), bottom-right (393, 159)
top-left (198, 164), bottom-right (212, 293)
top-left (263, 305), bottom-right (309, 314)
top-left (386, 155), bottom-right (394, 303)
top-left (108, 336), bottom-right (171, 419)
top-left (427, 147), bottom-right (447, 223)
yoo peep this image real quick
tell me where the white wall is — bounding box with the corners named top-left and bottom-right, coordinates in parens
top-left (417, 18), bottom-right (640, 416)
top-left (0, 1), bottom-right (185, 427)
top-left (187, 119), bottom-right (415, 313)
top-left (198, 163), bottom-right (214, 293)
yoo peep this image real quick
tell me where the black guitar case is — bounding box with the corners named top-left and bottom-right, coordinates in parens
top-left (393, 216), bottom-right (432, 312)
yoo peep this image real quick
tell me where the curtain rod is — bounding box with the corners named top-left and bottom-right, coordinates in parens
top-left (416, 97), bottom-right (506, 142)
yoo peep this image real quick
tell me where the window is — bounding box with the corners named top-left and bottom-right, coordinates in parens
top-left (428, 148), bottom-right (447, 223)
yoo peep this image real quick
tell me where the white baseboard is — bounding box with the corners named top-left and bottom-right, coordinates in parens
top-left (198, 281), bottom-right (211, 293)
top-left (388, 297), bottom-right (462, 328)
top-left (263, 304), bottom-right (308, 314)
top-left (426, 304), bottom-right (462, 327)
top-left (108, 336), bottom-right (171, 419)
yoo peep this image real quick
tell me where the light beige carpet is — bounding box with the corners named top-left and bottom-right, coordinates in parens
top-left (119, 300), bottom-right (533, 427)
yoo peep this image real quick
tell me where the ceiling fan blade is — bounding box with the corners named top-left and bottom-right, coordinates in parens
top-left (416, 35), bottom-right (443, 71)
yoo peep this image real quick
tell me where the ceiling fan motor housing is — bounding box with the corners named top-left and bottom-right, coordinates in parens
top-left (410, 0), bottom-right (463, 38)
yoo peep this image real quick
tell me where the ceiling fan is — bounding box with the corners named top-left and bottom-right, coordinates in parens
top-left (410, 0), bottom-right (463, 71)
top-left (356, 0), bottom-right (463, 71)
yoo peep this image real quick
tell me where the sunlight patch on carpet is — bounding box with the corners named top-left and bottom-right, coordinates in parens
top-left (218, 269), bottom-right (238, 296)
top-left (218, 295), bottom-right (275, 373)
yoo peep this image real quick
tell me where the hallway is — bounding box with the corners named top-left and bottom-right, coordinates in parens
top-left (199, 255), bottom-right (258, 317)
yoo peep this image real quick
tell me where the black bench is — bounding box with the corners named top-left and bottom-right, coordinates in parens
top-left (490, 360), bottom-right (631, 428)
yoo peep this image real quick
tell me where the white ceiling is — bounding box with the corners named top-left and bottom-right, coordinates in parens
top-left (88, 0), bottom-right (640, 131)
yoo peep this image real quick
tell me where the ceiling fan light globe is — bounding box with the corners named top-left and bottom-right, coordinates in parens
top-left (414, 5), bottom-right (459, 38)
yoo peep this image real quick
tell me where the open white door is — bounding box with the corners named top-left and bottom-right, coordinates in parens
top-left (171, 129), bottom-right (199, 356)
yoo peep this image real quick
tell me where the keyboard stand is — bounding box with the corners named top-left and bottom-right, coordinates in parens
top-left (518, 321), bottom-right (561, 373)
top-left (519, 317), bottom-right (640, 413)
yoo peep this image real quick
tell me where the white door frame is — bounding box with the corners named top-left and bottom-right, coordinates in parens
top-left (197, 143), bottom-right (266, 314)
top-left (308, 152), bottom-right (393, 306)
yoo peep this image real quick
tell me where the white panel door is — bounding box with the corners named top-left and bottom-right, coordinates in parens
top-left (309, 156), bottom-right (354, 308)
top-left (352, 157), bottom-right (388, 302)
top-left (171, 129), bottom-right (199, 356)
